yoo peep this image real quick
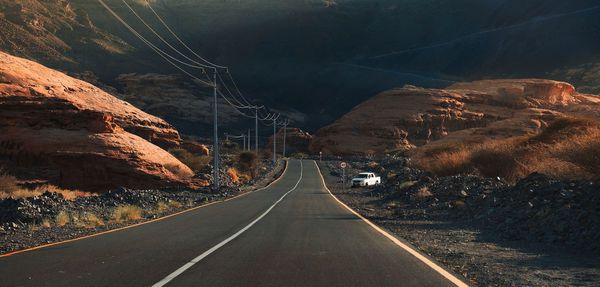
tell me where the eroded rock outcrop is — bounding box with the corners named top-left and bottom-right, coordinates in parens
top-left (310, 79), bottom-right (600, 156)
top-left (0, 51), bottom-right (196, 191)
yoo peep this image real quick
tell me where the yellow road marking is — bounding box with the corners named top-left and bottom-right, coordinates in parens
top-left (313, 161), bottom-right (469, 287)
top-left (0, 161), bottom-right (289, 258)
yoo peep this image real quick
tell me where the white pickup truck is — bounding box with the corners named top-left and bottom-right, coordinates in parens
top-left (351, 172), bottom-right (381, 187)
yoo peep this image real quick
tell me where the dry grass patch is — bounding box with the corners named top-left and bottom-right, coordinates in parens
top-left (413, 116), bottom-right (600, 183)
top-left (111, 205), bottom-right (142, 223)
top-left (0, 183), bottom-right (91, 200)
top-left (0, 170), bottom-right (18, 194)
top-left (398, 181), bottom-right (417, 189)
top-left (79, 213), bottom-right (104, 228)
top-left (168, 148), bottom-right (211, 173)
top-left (168, 200), bottom-right (182, 208)
top-left (227, 168), bottom-right (250, 184)
top-left (414, 186), bottom-right (432, 198)
top-left (156, 201), bottom-right (168, 214)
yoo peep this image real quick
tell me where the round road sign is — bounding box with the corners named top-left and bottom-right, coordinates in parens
top-left (340, 162), bottom-right (347, 169)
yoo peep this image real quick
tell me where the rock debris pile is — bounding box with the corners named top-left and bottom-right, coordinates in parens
top-left (326, 158), bottom-right (600, 251)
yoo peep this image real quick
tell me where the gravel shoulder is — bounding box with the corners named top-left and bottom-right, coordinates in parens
top-left (0, 159), bottom-right (285, 255)
top-left (318, 159), bottom-right (600, 287)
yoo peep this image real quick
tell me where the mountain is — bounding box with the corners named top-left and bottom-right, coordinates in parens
top-left (309, 79), bottom-right (600, 156)
top-left (1, 0), bottom-right (599, 133)
top-left (0, 51), bottom-right (199, 191)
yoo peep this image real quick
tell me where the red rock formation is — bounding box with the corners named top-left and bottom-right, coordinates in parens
top-left (0, 51), bottom-right (199, 191)
top-left (310, 79), bottom-right (600, 156)
top-left (267, 128), bottom-right (312, 155)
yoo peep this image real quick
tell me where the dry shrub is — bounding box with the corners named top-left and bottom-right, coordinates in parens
top-left (112, 205), bottom-right (142, 223)
top-left (168, 148), bottom-right (210, 173)
top-left (41, 218), bottom-right (52, 228)
top-left (412, 143), bottom-right (472, 176)
top-left (55, 211), bottom-right (70, 226)
top-left (238, 151), bottom-right (259, 178)
top-left (81, 213), bottom-right (104, 227)
top-left (414, 186), bottom-right (432, 198)
top-left (0, 170), bottom-right (18, 194)
top-left (156, 201), bottom-right (168, 214)
top-left (260, 149), bottom-right (273, 161)
top-left (398, 181), bottom-right (417, 189)
top-left (367, 161), bottom-right (379, 168)
top-left (168, 201), bottom-right (182, 208)
top-left (412, 116), bottom-right (600, 182)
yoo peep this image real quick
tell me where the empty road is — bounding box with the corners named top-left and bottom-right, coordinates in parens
top-left (0, 160), bottom-right (465, 286)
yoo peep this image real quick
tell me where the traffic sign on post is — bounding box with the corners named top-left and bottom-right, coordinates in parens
top-left (340, 162), bottom-right (347, 169)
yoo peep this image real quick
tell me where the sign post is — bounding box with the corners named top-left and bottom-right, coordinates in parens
top-left (340, 161), bottom-right (347, 193)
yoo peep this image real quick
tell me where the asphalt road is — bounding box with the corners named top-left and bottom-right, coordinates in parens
top-left (0, 160), bottom-right (464, 286)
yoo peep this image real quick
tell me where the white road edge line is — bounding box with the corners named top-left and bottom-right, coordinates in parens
top-left (152, 160), bottom-right (303, 287)
top-left (314, 161), bottom-right (469, 287)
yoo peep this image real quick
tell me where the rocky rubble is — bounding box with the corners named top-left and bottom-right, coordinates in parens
top-left (320, 158), bottom-right (600, 286)
top-left (324, 157), bottom-right (600, 251)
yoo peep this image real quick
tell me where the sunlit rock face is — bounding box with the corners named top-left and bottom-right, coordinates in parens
top-left (0, 51), bottom-right (199, 191)
top-left (309, 79), bottom-right (600, 156)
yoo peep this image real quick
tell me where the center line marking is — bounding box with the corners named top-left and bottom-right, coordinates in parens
top-left (152, 160), bottom-right (303, 287)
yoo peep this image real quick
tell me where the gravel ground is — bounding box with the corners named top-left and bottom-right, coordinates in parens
top-left (318, 158), bottom-right (600, 286)
top-left (0, 159), bottom-right (285, 255)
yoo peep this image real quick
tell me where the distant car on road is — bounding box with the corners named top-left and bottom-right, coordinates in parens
top-left (351, 172), bottom-right (381, 187)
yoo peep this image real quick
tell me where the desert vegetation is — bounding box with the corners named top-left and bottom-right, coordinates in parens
top-left (413, 116), bottom-right (600, 183)
top-left (237, 151), bottom-right (260, 179)
top-left (111, 205), bottom-right (142, 223)
top-left (168, 148), bottom-right (211, 173)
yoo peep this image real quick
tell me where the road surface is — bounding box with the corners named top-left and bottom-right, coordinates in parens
top-left (0, 160), bottom-right (464, 286)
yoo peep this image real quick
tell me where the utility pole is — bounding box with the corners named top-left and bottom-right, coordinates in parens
top-left (242, 134), bottom-right (246, 151)
top-left (283, 121), bottom-right (288, 158)
top-left (255, 109), bottom-right (259, 154)
top-left (212, 68), bottom-right (219, 191)
top-left (273, 118), bottom-right (277, 163)
top-left (248, 129), bottom-right (251, 151)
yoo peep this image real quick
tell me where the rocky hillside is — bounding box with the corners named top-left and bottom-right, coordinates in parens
top-left (2, 0), bottom-right (600, 131)
top-left (266, 128), bottom-right (312, 155)
top-left (0, 51), bottom-right (197, 191)
top-left (0, 0), bottom-right (131, 68)
top-left (310, 79), bottom-right (600, 155)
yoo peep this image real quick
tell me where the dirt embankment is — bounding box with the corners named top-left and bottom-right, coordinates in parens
top-left (318, 158), bottom-right (600, 286)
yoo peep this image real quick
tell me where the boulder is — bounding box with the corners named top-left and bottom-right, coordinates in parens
top-left (0, 51), bottom-right (198, 191)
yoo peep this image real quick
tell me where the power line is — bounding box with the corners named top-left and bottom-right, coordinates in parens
top-left (142, 0), bottom-right (261, 109)
top-left (96, 0), bottom-right (213, 85)
top-left (143, 0), bottom-right (227, 69)
top-left (119, 0), bottom-right (214, 69)
top-left (97, 0), bottom-right (290, 191)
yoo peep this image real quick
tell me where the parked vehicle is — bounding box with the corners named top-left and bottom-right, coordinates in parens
top-left (351, 172), bottom-right (381, 187)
